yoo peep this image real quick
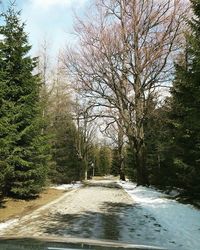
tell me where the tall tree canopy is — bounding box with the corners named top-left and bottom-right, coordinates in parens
top-left (0, 6), bottom-right (50, 198)
top-left (63, 0), bottom-right (186, 185)
top-left (169, 0), bottom-right (200, 197)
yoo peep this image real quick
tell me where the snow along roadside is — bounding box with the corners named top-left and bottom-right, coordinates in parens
top-left (50, 181), bottom-right (83, 190)
top-left (119, 181), bottom-right (200, 250)
top-left (0, 183), bottom-right (82, 234)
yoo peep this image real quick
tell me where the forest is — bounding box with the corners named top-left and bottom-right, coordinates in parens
top-left (0, 0), bottom-right (200, 201)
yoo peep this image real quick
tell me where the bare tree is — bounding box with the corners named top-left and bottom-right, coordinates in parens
top-left (100, 114), bottom-right (126, 180)
top-left (73, 98), bottom-right (98, 180)
top-left (63, 0), bottom-right (187, 185)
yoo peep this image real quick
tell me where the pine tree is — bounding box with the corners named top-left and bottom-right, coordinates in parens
top-left (0, 32), bottom-right (15, 194)
top-left (170, 0), bottom-right (200, 198)
top-left (144, 100), bottom-right (176, 187)
top-left (0, 6), bottom-right (50, 198)
top-left (50, 113), bottom-right (81, 184)
top-left (98, 146), bottom-right (112, 176)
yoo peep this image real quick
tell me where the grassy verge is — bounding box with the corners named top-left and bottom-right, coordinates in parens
top-left (0, 188), bottom-right (64, 223)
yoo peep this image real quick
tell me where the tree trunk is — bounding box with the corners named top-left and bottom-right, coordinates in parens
top-left (84, 168), bottom-right (88, 180)
top-left (135, 143), bottom-right (149, 186)
top-left (118, 145), bottom-right (125, 181)
top-left (119, 168), bottom-right (126, 181)
top-left (130, 83), bottom-right (149, 186)
top-left (118, 118), bottom-right (126, 181)
top-left (84, 158), bottom-right (88, 180)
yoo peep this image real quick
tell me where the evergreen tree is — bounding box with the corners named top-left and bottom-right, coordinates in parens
top-left (144, 100), bottom-right (176, 187)
top-left (46, 69), bottom-right (82, 184)
top-left (0, 6), bottom-right (50, 198)
top-left (169, 0), bottom-right (200, 198)
top-left (0, 30), bottom-right (14, 194)
top-left (50, 113), bottom-right (81, 184)
top-left (98, 146), bottom-right (112, 176)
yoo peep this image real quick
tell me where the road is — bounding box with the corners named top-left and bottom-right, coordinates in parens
top-left (1, 180), bottom-right (167, 248)
top-left (2, 181), bottom-right (132, 238)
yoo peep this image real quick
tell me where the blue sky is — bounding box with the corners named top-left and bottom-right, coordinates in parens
top-left (1, 0), bottom-right (89, 56)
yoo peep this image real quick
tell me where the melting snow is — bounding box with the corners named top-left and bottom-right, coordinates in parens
top-left (0, 183), bottom-right (82, 235)
top-left (51, 182), bottom-right (82, 190)
top-left (119, 181), bottom-right (200, 250)
top-left (0, 219), bottom-right (19, 231)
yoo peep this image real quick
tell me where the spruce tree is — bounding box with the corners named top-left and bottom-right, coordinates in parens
top-left (98, 146), bottom-right (112, 176)
top-left (0, 6), bottom-right (49, 198)
top-left (50, 113), bottom-right (81, 184)
top-left (144, 101), bottom-right (176, 187)
top-left (46, 72), bottom-right (82, 184)
top-left (0, 31), bottom-right (15, 194)
top-left (170, 0), bottom-right (200, 198)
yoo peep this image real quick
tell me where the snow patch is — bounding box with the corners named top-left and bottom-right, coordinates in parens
top-left (0, 185), bottom-right (80, 235)
top-left (0, 219), bottom-right (19, 231)
top-left (119, 181), bottom-right (200, 250)
top-left (51, 182), bottom-right (82, 190)
top-left (166, 189), bottom-right (180, 197)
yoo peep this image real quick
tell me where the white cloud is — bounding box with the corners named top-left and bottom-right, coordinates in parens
top-left (30, 0), bottom-right (86, 9)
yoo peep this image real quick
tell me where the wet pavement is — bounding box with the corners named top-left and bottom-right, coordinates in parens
top-left (0, 181), bottom-right (169, 248)
top-left (43, 201), bottom-right (164, 244)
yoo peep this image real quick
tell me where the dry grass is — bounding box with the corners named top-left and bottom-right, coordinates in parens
top-left (0, 188), bottom-right (64, 223)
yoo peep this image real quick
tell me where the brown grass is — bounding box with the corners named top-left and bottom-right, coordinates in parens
top-left (0, 188), bottom-right (64, 223)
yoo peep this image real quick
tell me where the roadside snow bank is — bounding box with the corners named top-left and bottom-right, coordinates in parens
top-left (0, 188), bottom-right (78, 236)
top-left (119, 181), bottom-right (200, 250)
top-left (51, 182), bottom-right (82, 190)
top-left (0, 185), bottom-right (81, 235)
top-left (0, 219), bottom-right (19, 231)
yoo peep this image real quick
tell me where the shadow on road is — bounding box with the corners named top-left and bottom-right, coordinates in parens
top-left (83, 181), bottom-right (122, 189)
top-left (40, 201), bottom-right (162, 244)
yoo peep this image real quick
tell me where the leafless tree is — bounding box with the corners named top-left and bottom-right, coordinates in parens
top-left (73, 97), bottom-right (98, 180)
top-left (62, 0), bottom-right (187, 185)
top-left (100, 113), bottom-right (126, 180)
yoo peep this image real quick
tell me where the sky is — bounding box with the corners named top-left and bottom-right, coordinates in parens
top-left (0, 0), bottom-right (89, 57)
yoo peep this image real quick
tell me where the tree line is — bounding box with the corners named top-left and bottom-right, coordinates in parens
top-left (0, 0), bottom-right (200, 201)
top-left (0, 5), bottom-right (112, 199)
top-left (64, 0), bottom-right (200, 199)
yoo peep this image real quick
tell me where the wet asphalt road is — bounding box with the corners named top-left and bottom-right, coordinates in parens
top-left (1, 181), bottom-right (169, 248)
